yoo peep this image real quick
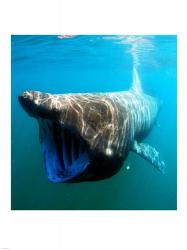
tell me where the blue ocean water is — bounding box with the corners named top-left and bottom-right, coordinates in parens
top-left (11, 35), bottom-right (177, 210)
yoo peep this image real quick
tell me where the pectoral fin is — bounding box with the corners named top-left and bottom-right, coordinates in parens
top-left (132, 141), bottom-right (166, 174)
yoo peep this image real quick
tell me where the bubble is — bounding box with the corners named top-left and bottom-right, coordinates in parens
top-left (126, 165), bottom-right (130, 170)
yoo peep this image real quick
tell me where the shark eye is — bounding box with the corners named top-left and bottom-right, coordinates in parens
top-left (105, 147), bottom-right (113, 156)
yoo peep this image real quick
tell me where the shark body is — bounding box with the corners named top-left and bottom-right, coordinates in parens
top-left (18, 69), bottom-right (165, 182)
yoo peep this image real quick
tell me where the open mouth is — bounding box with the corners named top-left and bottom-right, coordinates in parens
top-left (38, 119), bottom-right (90, 183)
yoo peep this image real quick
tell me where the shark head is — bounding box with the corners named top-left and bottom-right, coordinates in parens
top-left (18, 90), bottom-right (131, 182)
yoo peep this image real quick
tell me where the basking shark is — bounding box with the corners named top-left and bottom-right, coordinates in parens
top-left (18, 68), bottom-right (165, 183)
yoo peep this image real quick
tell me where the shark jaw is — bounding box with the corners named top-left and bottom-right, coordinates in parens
top-left (38, 119), bottom-right (90, 183)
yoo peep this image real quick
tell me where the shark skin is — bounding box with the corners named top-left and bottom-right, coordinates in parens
top-left (18, 75), bottom-right (165, 183)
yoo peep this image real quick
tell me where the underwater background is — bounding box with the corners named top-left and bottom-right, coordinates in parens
top-left (11, 35), bottom-right (177, 210)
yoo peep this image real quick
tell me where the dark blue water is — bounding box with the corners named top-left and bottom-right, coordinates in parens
top-left (11, 35), bottom-right (177, 210)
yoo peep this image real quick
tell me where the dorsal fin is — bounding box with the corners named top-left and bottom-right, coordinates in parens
top-left (131, 67), bottom-right (143, 93)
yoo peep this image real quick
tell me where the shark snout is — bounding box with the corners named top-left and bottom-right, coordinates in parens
top-left (18, 90), bottom-right (62, 120)
top-left (18, 91), bottom-right (35, 115)
top-left (18, 91), bottom-right (45, 118)
top-left (18, 90), bottom-right (42, 103)
top-left (19, 91), bottom-right (33, 102)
